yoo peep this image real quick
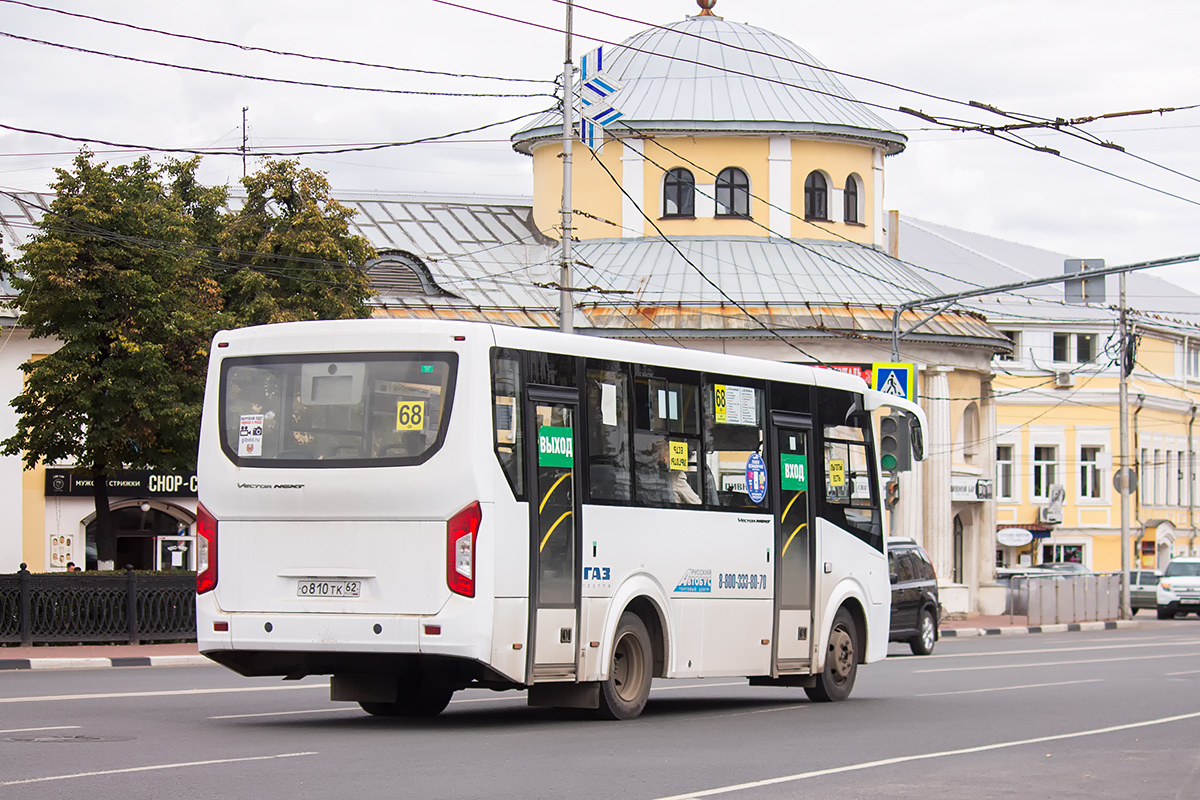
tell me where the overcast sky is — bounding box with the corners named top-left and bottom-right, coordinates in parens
top-left (3, 0), bottom-right (1198, 297)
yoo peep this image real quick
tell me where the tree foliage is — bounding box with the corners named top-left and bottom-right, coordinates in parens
top-left (2, 153), bottom-right (376, 567)
top-left (1, 153), bottom-right (225, 564)
top-left (220, 159), bottom-right (375, 326)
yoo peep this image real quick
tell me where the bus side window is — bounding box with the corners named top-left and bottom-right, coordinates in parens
top-left (491, 350), bottom-right (524, 499)
top-left (586, 362), bottom-right (631, 502)
top-left (702, 380), bottom-right (766, 510)
top-left (633, 369), bottom-right (702, 506)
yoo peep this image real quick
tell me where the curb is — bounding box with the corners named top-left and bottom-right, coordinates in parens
top-left (942, 619), bottom-right (1138, 638)
top-left (0, 655), bottom-right (212, 671)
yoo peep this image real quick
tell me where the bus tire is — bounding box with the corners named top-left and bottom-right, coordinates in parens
top-left (805, 608), bottom-right (858, 702)
top-left (358, 678), bottom-right (454, 717)
top-left (596, 612), bottom-right (653, 720)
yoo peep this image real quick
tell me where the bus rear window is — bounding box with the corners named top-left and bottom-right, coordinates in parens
top-left (219, 353), bottom-right (457, 467)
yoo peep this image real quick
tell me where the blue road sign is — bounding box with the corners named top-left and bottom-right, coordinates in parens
top-left (872, 362), bottom-right (914, 401)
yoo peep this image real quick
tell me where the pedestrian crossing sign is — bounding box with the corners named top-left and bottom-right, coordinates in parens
top-left (871, 363), bottom-right (915, 402)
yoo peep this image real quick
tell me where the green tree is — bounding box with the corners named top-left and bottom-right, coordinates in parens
top-left (1, 152), bottom-right (226, 568)
top-left (220, 159), bottom-right (375, 325)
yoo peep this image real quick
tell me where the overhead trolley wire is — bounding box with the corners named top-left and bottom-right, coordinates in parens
top-left (0, 0), bottom-right (556, 86)
top-left (0, 107), bottom-right (555, 158)
top-left (0, 30), bottom-right (557, 100)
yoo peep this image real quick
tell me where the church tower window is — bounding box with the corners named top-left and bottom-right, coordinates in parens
top-left (663, 168), bottom-right (695, 217)
top-left (715, 167), bottom-right (750, 217)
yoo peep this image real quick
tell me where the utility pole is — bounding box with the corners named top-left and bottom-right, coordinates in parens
top-left (241, 106), bottom-right (249, 178)
top-left (1118, 271), bottom-right (1132, 619)
top-left (559, 1), bottom-right (574, 334)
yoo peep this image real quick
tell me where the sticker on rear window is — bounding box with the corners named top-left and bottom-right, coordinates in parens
top-left (396, 401), bottom-right (425, 431)
top-left (238, 414), bottom-right (264, 457)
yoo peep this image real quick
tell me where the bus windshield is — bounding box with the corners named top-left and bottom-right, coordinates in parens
top-left (219, 352), bottom-right (457, 466)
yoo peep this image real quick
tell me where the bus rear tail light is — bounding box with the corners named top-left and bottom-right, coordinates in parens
top-left (447, 502), bottom-right (482, 597)
top-left (196, 502), bottom-right (218, 594)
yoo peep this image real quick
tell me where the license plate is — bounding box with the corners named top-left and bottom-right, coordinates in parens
top-left (1182, 598), bottom-right (1200, 605)
top-left (296, 579), bottom-right (361, 598)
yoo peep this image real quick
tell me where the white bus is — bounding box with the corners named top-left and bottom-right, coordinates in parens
top-left (195, 319), bottom-right (925, 719)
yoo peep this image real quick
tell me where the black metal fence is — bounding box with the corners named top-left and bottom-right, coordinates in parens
top-left (0, 564), bottom-right (196, 646)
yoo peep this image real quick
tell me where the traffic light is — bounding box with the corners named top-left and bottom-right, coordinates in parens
top-left (885, 477), bottom-right (900, 509)
top-left (879, 411), bottom-right (912, 474)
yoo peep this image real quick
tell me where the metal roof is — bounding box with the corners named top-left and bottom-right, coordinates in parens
top-left (570, 236), bottom-right (939, 307)
top-left (0, 188), bottom-right (1002, 347)
top-left (897, 216), bottom-right (1200, 332)
top-left (514, 15), bottom-right (906, 155)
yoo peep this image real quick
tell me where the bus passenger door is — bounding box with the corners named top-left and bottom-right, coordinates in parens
top-left (771, 414), bottom-right (814, 673)
top-left (526, 389), bottom-right (582, 682)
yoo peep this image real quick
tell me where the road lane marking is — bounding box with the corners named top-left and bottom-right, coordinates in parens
top-left (211, 707), bottom-right (359, 720)
top-left (1166, 669), bottom-right (1200, 676)
top-left (908, 639), bottom-right (1200, 661)
top-left (648, 710), bottom-right (1200, 800)
top-left (207, 682), bottom-right (749, 719)
top-left (915, 652), bottom-right (1200, 673)
top-left (917, 679), bottom-right (1102, 696)
top-left (0, 751), bottom-right (318, 787)
top-left (0, 683), bottom-right (330, 704)
top-left (652, 681), bottom-right (746, 693)
top-left (0, 725), bottom-right (80, 734)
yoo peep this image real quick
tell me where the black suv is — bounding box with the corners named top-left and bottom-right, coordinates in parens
top-left (887, 538), bottom-right (941, 655)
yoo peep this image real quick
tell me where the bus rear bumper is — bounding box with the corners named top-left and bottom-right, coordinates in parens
top-left (197, 605), bottom-right (492, 677)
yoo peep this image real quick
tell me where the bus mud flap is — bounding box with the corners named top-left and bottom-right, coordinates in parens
top-left (527, 682), bottom-right (600, 709)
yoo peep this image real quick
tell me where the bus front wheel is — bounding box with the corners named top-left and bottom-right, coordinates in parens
top-left (596, 612), bottom-right (653, 720)
top-left (805, 608), bottom-right (858, 702)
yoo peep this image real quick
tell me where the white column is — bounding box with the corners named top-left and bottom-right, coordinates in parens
top-left (768, 137), bottom-right (792, 238)
top-left (872, 147), bottom-right (885, 247)
top-left (923, 367), bottom-right (954, 582)
top-left (620, 138), bottom-right (645, 237)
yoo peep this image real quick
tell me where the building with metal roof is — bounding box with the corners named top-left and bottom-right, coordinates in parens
top-left (896, 216), bottom-right (1200, 575)
top-left (0, 2), bottom-right (1024, 616)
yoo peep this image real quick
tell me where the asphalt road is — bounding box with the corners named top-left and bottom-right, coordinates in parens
top-left (2, 621), bottom-right (1199, 799)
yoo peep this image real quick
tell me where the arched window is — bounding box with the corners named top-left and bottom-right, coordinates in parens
top-left (804, 171), bottom-right (828, 221)
top-left (844, 174), bottom-right (861, 224)
top-left (663, 168), bottom-right (695, 217)
top-left (715, 167), bottom-right (750, 217)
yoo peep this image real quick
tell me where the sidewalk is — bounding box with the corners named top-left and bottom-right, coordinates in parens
top-left (940, 613), bottom-right (1140, 637)
top-left (0, 641), bottom-right (209, 671)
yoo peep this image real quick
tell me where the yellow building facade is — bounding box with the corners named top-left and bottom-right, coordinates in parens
top-left (899, 216), bottom-right (1200, 578)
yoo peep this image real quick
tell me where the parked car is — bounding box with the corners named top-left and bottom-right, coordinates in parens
top-left (887, 538), bottom-right (940, 655)
top-left (1130, 569), bottom-right (1162, 611)
top-left (1157, 557), bottom-right (1200, 619)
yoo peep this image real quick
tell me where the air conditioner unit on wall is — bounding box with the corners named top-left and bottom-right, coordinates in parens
top-left (1038, 505), bottom-right (1063, 524)
top-left (1054, 371), bottom-right (1075, 388)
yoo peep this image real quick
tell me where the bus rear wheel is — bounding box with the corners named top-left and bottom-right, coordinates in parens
top-left (805, 608), bottom-right (858, 702)
top-left (596, 612), bottom-right (653, 720)
top-left (359, 677), bottom-right (454, 717)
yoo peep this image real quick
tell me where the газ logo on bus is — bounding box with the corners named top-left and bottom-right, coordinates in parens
top-left (674, 569), bottom-right (712, 593)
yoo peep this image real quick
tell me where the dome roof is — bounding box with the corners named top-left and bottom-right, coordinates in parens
top-left (513, 13), bottom-right (906, 154)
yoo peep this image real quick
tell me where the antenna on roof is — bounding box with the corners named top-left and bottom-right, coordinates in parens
top-left (697, 0), bottom-right (719, 16)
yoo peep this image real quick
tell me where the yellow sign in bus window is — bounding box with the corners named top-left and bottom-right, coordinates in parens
top-left (829, 458), bottom-right (846, 487)
top-left (669, 440), bottom-right (689, 471)
top-left (395, 401), bottom-right (425, 431)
